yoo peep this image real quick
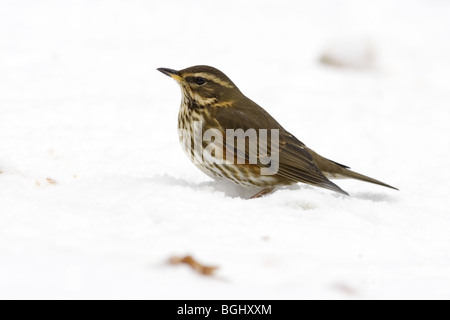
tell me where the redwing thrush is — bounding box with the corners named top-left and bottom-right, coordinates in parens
top-left (158, 65), bottom-right (397, 198)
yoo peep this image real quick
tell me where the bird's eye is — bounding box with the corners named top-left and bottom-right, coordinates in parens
top-left (195, 77), bottom-right (207, 85)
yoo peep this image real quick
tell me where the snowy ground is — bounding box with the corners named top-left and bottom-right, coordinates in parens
top-left (1, 0), bottom-right (450, 299)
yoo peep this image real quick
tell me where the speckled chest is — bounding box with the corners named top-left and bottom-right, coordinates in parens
top-left (176, 99), bottom-right (280, 188)
top-left (177, 99), bottom-right (221, 180)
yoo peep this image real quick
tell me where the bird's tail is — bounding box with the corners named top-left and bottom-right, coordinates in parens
top-left (306, 147), bottom-right (398, 191)
top-left (336, 168), bottom-right (398, 190)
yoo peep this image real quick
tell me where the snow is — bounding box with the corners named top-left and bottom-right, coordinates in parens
top-left (1, 0), bottom-right (450, 299)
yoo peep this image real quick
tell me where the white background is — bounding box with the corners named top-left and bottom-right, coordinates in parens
top-left (1, 0), bottom-right (450, 299)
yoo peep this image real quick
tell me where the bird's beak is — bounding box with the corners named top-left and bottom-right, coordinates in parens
top-left (157, 68), bottom-right (183, 82)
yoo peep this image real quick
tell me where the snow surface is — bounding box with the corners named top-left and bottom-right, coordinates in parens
top-left (1, 0), bottom-right (450, 299)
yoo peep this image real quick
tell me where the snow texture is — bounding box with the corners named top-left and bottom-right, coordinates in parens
top-left (1, 0), bottom-right (450, 299)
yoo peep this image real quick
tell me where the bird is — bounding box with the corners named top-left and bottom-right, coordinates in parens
top-left (157, 65), bottom-right (397, 198)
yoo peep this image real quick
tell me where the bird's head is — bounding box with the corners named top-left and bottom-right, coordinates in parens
top-left (158, 65), bottom-right (241, 108)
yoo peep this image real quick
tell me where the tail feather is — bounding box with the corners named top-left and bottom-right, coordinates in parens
top-left (306, 147), bottom-right (398, 191)
top-left (339, 168), bottom-right (399, 190)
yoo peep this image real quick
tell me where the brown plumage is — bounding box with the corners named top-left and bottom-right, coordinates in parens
top-left (158, 65), bottom-right (398, 198)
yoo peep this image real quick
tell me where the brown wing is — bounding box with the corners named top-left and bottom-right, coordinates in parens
top-left (210, 97), bottom-right (348, 195)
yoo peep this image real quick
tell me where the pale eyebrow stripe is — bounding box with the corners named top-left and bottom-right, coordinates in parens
top-left (183, 72), bottom-right (234, 88)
